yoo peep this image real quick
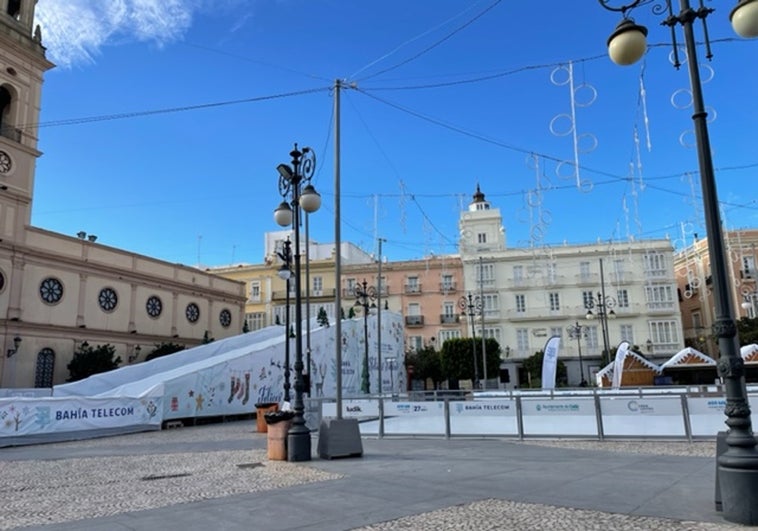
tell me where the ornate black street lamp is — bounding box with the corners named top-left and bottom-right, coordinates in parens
top-left (585, 259), bottom-right (616, 367)
top-left (274, 144), bottom-right (321, 462)
top-left (566, 321), bottom-right (588, 386)
top-left (355, 279), bottom-right (377, 394)
top-left (276, 237), bottom-right (293, 402)
top-left (459, 293), bottom-right (482, 389)
top-left (598, 1), bottom-right (758, 524)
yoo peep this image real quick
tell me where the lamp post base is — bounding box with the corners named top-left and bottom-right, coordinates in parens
top-left (287, 423), bottom-right (311, 462)
top-left (717, 441), bottom-right (758, 525)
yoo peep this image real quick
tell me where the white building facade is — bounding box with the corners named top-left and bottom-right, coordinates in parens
top-left (458, 186), bottom-right (684, 387)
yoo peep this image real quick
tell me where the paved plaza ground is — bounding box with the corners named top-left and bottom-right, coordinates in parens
top-left (0, 421), bottom-right (752, 530)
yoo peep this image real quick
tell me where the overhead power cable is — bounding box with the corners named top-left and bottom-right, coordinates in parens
top-left (356, 0), bottom-right (503, 83)
top-left (26, 87), bottom-right (330, 130)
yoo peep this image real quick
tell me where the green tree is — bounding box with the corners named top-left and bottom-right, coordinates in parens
top-left (317, 306), bottom-right (330, 327)
top-left (145, 342), bottom-right (185, 362)
top-left (340, 307), bottom-right (346, 320)
top-left (521, 350), bottom-right (568, 389)
top-left (482, 337), bottom-right (502, 382)
top-left (737, 316), bottom-right (758, 346)
top-left (440, 338), bottom-right (473, 382)
top-left (405, 346), bottom-right (443, 389)
top-left (67, 343), bottom-right (121, 382)
top-left (348, 306), bottom-right (356, 318)
top-left (202, 330), bottom-right (215, 344)
top-left (439, 337), bottom-right (502, 386)
top-left (242, 320), bottom-right (250, 333)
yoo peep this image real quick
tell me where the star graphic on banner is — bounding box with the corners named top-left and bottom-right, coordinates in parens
top-left (188, 390), bottom-right (194, 397)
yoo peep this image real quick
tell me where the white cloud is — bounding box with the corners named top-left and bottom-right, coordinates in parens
top-left (35, 0), bottom-right (199, 68)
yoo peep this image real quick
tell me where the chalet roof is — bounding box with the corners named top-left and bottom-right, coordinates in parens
top-left (596, 350), bottom-right (662, 378)
top-left (741, 343), bottom-right (758, 362)
top-left (660, 347), bottom-right (716, 369)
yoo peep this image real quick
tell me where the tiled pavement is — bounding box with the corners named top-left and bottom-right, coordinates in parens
top-left (0, 421), bottom-right (751, 530)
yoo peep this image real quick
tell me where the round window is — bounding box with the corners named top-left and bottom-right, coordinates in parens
top-left (98, 287), bottom-right (118, 312)
top-left (40, 277), bottom-right (64, 304)
top-left (186, 302), bottom-right (200, 323)
top-left (219, 309), bottom-right (232, 328)
top-left (146, 295), bottom-right (163, 318)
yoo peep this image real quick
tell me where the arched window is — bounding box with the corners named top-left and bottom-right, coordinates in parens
top-left (34, 348), bottom-right (55, 388)
top-left (0, 87), bottom-right (11, 132)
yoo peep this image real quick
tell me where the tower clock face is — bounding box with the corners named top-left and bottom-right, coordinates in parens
top-left (0, 151), bottom-right (11, 174)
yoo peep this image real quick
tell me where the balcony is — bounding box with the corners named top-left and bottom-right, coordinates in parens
top-left (439, 314), bottom-right (460, 325)
top-left (575, 273), bottom-right (599, 286)
top-left (342, 287), bottom-right (357, 298)
top-left (404, 284), bottom-right (422, 295)
top-left (506, 306), bottom-right (570, 321)
top-left (645, 268), bottom-right (669, 279)
top-left (439, 282), bottom-right (457, 293)
top-left (309, 288), bottom-right (336, 299)
top-left (646, 301), bottom-right (677, 313)
top-left (272, 290), bottom-right (297, 301)
top-left (405, 315), bottom-right (424, 327)
top-left (612, 303), bottom-right (642, 316)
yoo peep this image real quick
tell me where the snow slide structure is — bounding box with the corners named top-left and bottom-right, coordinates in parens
top-left (0, 312), bottom-right (405, 446)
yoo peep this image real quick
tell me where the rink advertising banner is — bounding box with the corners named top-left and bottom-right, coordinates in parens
top-left (541, 336), bottom-right (561, 390)
top-left (611, 341), bottom-right (630, 389)
top-left (0, 396), bottom-right (162, 438)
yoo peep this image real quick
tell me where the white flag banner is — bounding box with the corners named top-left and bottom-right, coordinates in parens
top-left (541, 335), bottom-right (561, 390)
top-left (611, 341), bottom-right (631, 389)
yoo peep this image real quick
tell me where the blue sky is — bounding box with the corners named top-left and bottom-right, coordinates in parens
top-left (31, 0), bottom-right (758, 267)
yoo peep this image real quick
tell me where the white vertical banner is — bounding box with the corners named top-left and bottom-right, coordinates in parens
top-left (611, 341), bottom-right (630, 389)
top-left (541, 335), bottom-right (561, 390)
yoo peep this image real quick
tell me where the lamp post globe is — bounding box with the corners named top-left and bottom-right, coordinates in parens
top-left (274, 202), bottom-right (293, 227)
top-left (731, 0), bottom-right (758, 37)
top-left (300, 184), bottom-right (321, 213)
top-left (607, 18), bottom-right (648, 65)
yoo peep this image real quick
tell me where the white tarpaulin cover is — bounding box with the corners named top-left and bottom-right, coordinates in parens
top-left (0, 313), bottom-right (405, 445)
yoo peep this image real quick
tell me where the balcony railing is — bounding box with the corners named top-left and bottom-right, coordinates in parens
top-left (439, 282), bottom-right (457, 293)
top-left (404, 284), bottom-right (422, 295)
top-left (575, 273), bottom-right (599, 285)
top-left (646, 301), bottom-right (677, 312)
top-left (405, 315), bottom-right (424, 326)
top-left (343, 287), bottom-right (356, 297)
top-left (439, 314), bottom-right (460, 325)
top-left (309, 288), bottom-right (336, 298)
top-left (645, 268), bottom-right (669, 278)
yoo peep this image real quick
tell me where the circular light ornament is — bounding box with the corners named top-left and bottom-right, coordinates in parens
top-left (731, 0), bottom-right (758, 38)
top-left (607, 19), bottom-right (648, 66)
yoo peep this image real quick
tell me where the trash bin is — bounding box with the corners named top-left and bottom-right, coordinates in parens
top-left (255, 402), bottom-right (279, 433)
top-left (265, 410), bottom-right (295, 461)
